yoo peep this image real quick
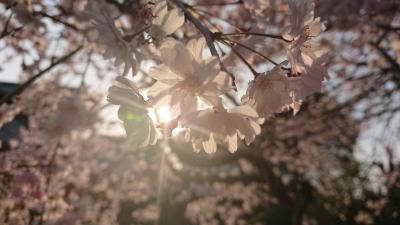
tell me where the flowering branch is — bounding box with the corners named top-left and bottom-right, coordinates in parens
top-left (0, 45), bottom-right (83, 106)
top-left (215, 38), bottom-right (259, 77)
top-left (171, 0), bottom-right (236, 85)
top-left (36, 11), bottom-right (79, 31)
top-left (222, 36), bottom-right (279, 66)
top-left (220, 32), bottom-right (290, 42)
top-left (225, 40), bottom-right (259, 76)
top-left (171, 0), bottom-right (218, 56)
top-left (191, 5), bottom-right (243, 30)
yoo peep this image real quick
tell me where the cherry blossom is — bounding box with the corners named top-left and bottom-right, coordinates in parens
top-left (147, 38), bottom-right (233, 119)
top-left (242, 64), bottom-right (292, 118)
top-left (283, 0), bottom-right (326, 74)
top-left (1, 0), bottom-right (400, 224)
top-left (149, 0), bottom-right (185, 43)
top-left (178, 105), bottom-right (262, 153)
top-left (0, 0), bottom-right (331, 153)
top-left (85, 0), bottom-right (140, 75)
top-left (288, 55), bottom-right (329, 104)
top-left (108, 76), bottom-right (157, 148)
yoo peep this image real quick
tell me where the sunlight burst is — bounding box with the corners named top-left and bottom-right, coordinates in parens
top-left (158, 106), bottom-right (172, 123)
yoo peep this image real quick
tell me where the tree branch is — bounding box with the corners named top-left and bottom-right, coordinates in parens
top-left (172, 0), bottom-right (218, 56)
top-left (36, 11), bottom-right (79, 31)
top-left (371, 42), bottom-right (400, 73)
top-left (0, 46), bottom-right (83, 106)
top-left (171, 0), bottom-right (236, 86)
top-left (220, 32), bottom-right (289, 42)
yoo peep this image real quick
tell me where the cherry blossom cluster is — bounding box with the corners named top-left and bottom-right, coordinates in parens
top-left (95, 0), bottom-right (328, 153)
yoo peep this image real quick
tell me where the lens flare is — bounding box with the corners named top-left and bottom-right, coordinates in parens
top-left (158, 106), bottom-right (171, 123)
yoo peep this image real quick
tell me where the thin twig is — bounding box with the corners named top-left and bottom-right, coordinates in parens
top-left (226, 38), bottom-right (279, 66)
top-left (0, 46), bottom-right (83, 106)
top-left (1, 11), bottom-right (13, 37)
top-left (80, 50), bottom-right (93, 90)
top-left (192, 0), bottom-right (243, 7)
top-left (172, 0), bottom-right (219, 57)
top-left (219, 39), bottom-right (259, 77)
top-left (192, 6), bottom-right (242, 30)
top-left (123, 25), bottom-right (151, 42)
top-left (192, 9), bottom-right (222, 32)
top-left (36, 11), bottom-right (79, 31)
top-left (225, 93), bottom-right (239, 106)
top-left (221, 32), bottom-right (290, 42)
top-left (371, 42), bottom-right (400, 73)
top-left (171, 0), bottom-right (236, 87)
top-left (0, 26), bottom-right (23, 39)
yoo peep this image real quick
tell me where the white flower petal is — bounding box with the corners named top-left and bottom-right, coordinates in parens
top-left (148, 64), bottom-right (182, 81)
top-left (186, 38), bottom-right (206, 62)
top-left (203, 133), bottom-right (217, 153)
top-left (229, 105), bottom-right (258, 118)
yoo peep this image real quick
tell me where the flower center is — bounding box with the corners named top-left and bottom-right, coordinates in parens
top-left (177, 75), bottom-right (201, 93)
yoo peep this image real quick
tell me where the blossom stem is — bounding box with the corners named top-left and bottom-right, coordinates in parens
top-left (171, 0), bottom-right (236, 87)
top-left (1, 11), bottom-right (13, 38)
top-left (192, 6), bottom-right (243, 31)
top-left (221, 32), bottom-right (290, 42)
top-left (226, 38), bottom-right (279, 66)
top-left (192, 8), bottom-right (222, 32)
top-left (172, 0), bottom-right (219, 56)
top-left (218, 39), bottom-right (259, 77)
top-left (0, 25), bottom-right (23, 40)
top-left (36, 11), bottom-right (79, 31)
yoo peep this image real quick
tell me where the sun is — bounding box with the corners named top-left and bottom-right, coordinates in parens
top-left (157, 106), bottom-right (172, 123)
top-left (148, 106), bottom-right (172, 124)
